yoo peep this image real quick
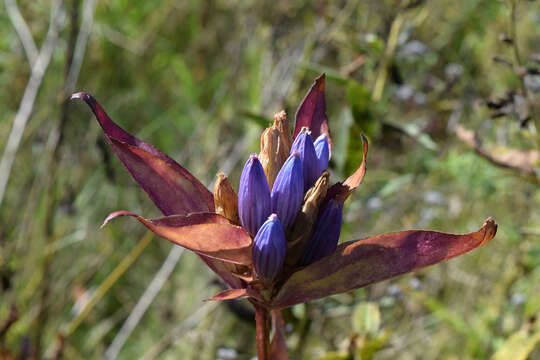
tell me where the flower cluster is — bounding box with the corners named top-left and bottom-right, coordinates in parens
top-left (239, 128), bottom-right (334, 279)
top-left (72, 74), bottom-right (497, 311)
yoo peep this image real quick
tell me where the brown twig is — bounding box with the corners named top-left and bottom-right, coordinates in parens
top-left (0, 305), bottom-right (18, 341)
top-left (455, 125), bottom-right (539, 182)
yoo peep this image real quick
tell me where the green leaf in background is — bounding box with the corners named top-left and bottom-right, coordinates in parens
top-left (491, 322), bottom-right (540, 360)
top-left (346, 80), bottom-right (379, 139)
top-left (352, 302), bottom-right (381, 336)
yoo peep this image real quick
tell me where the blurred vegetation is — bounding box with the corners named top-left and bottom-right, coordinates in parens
top-left (1, 0), bottom-right (539, 359)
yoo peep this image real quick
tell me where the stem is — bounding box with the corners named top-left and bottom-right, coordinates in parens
top-left (254, 303), bottom-right (270, 360)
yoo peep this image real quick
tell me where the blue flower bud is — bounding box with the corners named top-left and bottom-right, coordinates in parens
top-left (271, 151), bottom-right (304, 229)
top-left (300, 199), bottom-right (343, 266)
top-left (252, 214), bottom-right (287, 280)
top-left (290, 127), bottom-right (318, 191)
top-left (238, 154), bottom-right (271, 237)
top-left (314, 134), bottom-right (329, 177)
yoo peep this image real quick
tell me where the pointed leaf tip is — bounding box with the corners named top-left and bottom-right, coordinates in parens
top-left (294, 74), bottom-right (330, 147)
top-left (272, 218), bottom-right (497, 308)
top-left (74, 94), bottom-right (214, 216)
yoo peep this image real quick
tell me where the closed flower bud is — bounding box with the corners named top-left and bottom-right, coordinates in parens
top-left (238, 154), bottom-right (271, 236)
top-left (300, 199), bottom-right (343, 266)
top-left (252, 214), bottom-right (287, 280)
top-left (259, 127), bottom-right (282, 189)
top-left (273, 110), bottom-right (292, 161)
top-left (271, 151), bottom-right (304, 229)
top-left (214, 172), bottom-right (239, 224)
top-left (290, 127), bottom-right (318, 191)
top-left (314, 134), bottom-right (329, 176)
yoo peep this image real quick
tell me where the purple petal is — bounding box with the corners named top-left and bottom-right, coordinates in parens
top-left (314, 133), bottom-right (330, 176)
top-left (238, 154), bottom-right (272, 236)
top-left (252, 214), bottom-right (287, 280)
top-left (271, 152), bottom-right (304, 229)
top-left (290, 128), bottom-right (318, 191)
top-left (300, 199), bottom-right (343, 266)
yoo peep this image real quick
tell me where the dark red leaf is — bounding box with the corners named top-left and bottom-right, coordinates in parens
top-left (271, 218), bottom-right (497, 308)
top-left (103, 211), bottom-right (252, 265)
top-left (294, 74), bottom-right (331, 147)
top-left (71, 92), bottom-right (214, 216)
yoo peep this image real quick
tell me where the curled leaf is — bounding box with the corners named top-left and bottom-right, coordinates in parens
top-left (327, 134), bottom-right (368, 203)
top-left (271, 218), bottom-right (497, 308)
top-left (71, 92), bottom-right (214, 216)
top-left (103, 211), bottom-right (252, 265)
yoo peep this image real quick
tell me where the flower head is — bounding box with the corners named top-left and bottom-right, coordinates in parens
top-left (72, 73), bottom-right (497, 312)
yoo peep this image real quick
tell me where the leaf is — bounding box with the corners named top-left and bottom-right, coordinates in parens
top-left (346, 80), bottom-right (379, 139)
top-left (103, 211), bottom-right (252, 264)
top-left (491, 325), bottom-right (540, 360)
top-left (206, 288), bottom-right (248, 301)
top-left (352, 302), bottom-right (381, 336)
top-left (271, 218), bottom-right (497, 308)
top-left (71, 92), bottom-right (214, 216)
top-left (71, 93), bottom-right (242, 289)
top-left (326, 135), bottom-right (368, 203)
top-left (294, 74), bottom-right (331, 147)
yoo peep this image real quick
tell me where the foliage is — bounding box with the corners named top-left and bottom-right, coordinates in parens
top-left (0, 0), bottom-right (539, 359)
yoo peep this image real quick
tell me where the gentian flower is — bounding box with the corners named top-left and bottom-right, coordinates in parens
top-left (271, 151), bottom-right (303, 229)
top-left (72, 74), bottom-right (497, 360)
top-left (313, 133), bottom-right (330, 176)
top-left (252, 214), bottom-right (287, 280)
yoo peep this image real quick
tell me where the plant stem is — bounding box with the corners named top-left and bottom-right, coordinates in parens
top-left (254, 303), bottom-right (270, 360)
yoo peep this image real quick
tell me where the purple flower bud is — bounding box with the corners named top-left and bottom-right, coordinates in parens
top-left (300, 199), bottom-right (343, 266)
top-left (314, 134), bottom-right (329, 176)
top-left (290, 127), bottom-right (318, 191)
top-left (238, 154), bottom-right (271, 236)
top-left (271, 151), bottom-right (304, 229)
top-left (252, 214), bottom-right (287, 280)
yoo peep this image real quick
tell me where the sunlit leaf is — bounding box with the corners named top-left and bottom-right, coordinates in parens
top-left (272, 219), bottom-right (497, 308)
top-left (103, 211), bottom-right (252, 264)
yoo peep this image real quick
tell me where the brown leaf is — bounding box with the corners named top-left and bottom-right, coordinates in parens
top-left (326, 135), bottom-right (368, 203)
top-left (271, 218), bottom-right (497, 308)
top-left (214, 172), bottom-right (240, 224)
top-left (103, 211), bottom-right (252, 265)
top-left (259, 127), bottom-right (283, 189)
top-left (206, 288), bottom-right (248, 301)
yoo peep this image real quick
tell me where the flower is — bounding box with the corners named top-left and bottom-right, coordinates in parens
top-left (72, 73), bottom-right (497, 358)
top-left (238, 154), bottom-right (271, 237)
top-left (271, 151), bottom-right (304, 229)
top-left (252, 214), bottom-right (287, 280)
